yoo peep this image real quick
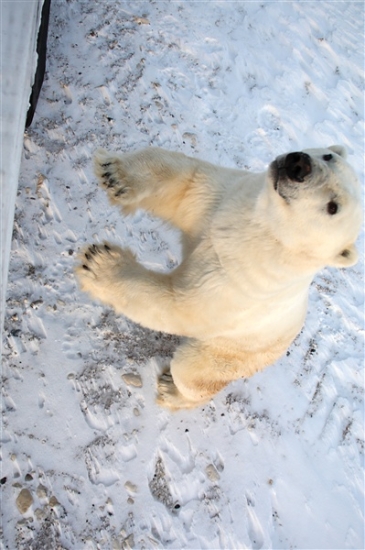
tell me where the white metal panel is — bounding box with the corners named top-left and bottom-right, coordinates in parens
top-left (0, 0), bottom-right (43, 328)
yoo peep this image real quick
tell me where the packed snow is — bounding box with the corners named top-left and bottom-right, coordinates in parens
top-left (2, 1), bottom-right (364, 549)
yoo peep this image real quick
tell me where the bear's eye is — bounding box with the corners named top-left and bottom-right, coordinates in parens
top-left (327, 201), bottom-right (338, 215)
top-left (323, 154), bottom-right (333, 161)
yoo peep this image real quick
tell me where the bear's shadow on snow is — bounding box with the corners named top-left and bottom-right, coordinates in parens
top-left (97, 308), bottom-right (181, 364)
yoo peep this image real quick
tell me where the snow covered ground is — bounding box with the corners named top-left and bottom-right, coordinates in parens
top-left (2, 1), bottom-right (364, 548)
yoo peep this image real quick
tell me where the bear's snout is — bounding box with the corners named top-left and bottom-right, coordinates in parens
top-left (284, 152), bottom-right (312, 182)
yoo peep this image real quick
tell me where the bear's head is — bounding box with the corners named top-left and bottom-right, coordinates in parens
top-left (266, 145), bottom-right (362, 270)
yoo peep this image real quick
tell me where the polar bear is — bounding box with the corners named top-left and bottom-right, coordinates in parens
top-left (75, 145), bottom-right (362, 410)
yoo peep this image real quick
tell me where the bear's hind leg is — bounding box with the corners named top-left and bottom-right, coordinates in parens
top-left (156, 337), bottom-right (294, 410)
top-left (157, 341), bottom-right (237, 410)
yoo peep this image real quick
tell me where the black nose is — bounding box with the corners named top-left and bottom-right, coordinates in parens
top-left (284, 152), bottom-right (311, 182)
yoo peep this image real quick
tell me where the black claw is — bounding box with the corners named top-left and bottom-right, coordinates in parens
top-left (85, 253), bottom-right (91, 260)
top-left (82, 264), bottom-right (91, 271)
top-left (107, 178), bottom-right (116, 187)
top-left (104, 244), bottom-right (111, 251)
top-left (90, 244), bottom-right (98, 255)
top-left (115, 188), bottom-right (126, 197)
top-left (101, 162), bottom-right (111, 168)
top-left (102, 172), bottom-right (111, 179)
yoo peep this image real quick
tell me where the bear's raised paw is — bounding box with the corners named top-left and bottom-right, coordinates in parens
top-left (94, 149), bottom-right (139, 208)
top-left (75, 242), bottom-right (136, 297)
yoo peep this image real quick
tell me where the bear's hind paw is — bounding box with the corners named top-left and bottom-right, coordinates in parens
top-left (156, 371), bottom-right (204, 411)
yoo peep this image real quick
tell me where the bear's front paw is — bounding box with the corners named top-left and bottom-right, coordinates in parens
top-left (94, 149), bottom-right (139, 208)
top-left (75, 242), bottom-right (136, 301)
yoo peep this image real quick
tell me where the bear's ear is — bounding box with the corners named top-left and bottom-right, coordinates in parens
top-left (330, 244), bottom-right (358, 268)
top-left (328, 145), bottom-right (347, 159)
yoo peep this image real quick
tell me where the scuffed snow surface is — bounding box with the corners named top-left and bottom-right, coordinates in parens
top-left (2, 2), bottom-right (364, 549)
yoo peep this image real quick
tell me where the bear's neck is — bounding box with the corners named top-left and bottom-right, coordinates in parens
top-left (212, 206), bottom-right (318, 298)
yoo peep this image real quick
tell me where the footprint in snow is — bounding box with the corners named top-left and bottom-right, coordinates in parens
top-left (246, 495), bottom-right (265, 549)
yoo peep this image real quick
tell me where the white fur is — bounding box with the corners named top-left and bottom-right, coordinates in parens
top-left (75, 146), bottom-right (362, 410)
